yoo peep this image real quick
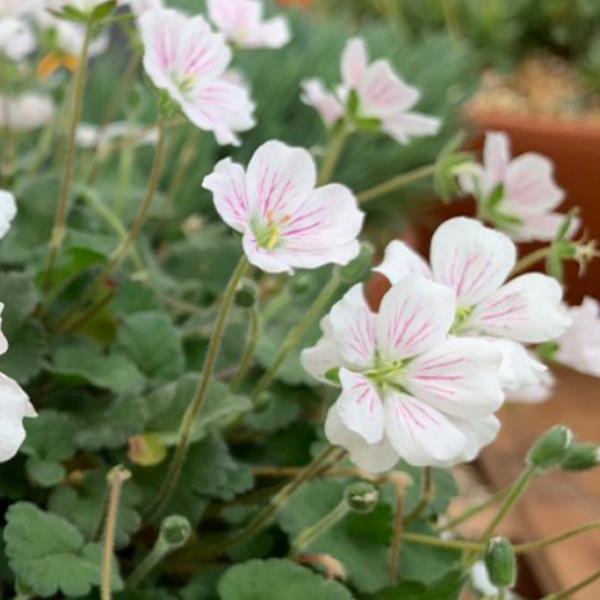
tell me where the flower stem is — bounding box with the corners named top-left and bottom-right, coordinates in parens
top-left (44, 22), bottom-right (93, 291)
top-left (164, 127), bottom-right (200, 211)
top-left (402, 532), bottom-right (483, 552)
top-left (388, 476), bottom-right (406, 584)
top-left (357, 164), bottom-right (436, 204)
top-left (144, 256), bottom-right (249, 521)
top-left (318, 126), bottom-right (350, 186)
top-left (291, 498), bottom-right (349, 556)
top-left (511, 247), bottom-right (552, 277)
top-left (403, 466), bottom-right (434, 526)
top-left (249, 272), bottom-right (342, 404)
top-left (101, 466), bottom-right (131, 600)
top-left (231, 306), bottom-right (260, 391)
top-left (125, 543), bottom-right (166, 590)
top-left (543, 567), bottom-right (600, 600)
top-left (514, 520), bottom-right (600, 554)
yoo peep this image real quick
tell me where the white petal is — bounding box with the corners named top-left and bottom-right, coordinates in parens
top-left (301, 79), bottom-right (344, 125)
top-left (495, 339), bottom-right (548, 392)
top-left (341, 37), bottom-right (368, 89)
top-left (483, 131), bottom-right (511, 184)
top-left (247, 17), bottom-right (290, 49)
top-left (0, 303), bottom-right (7, 356)
top-left (241, 230), bottom-right (292, 274)
top-left (0, 373), bottom-right (36, 462)
top-left (507, 369), bottom-right (555, 404)
top-left (328, 284), bottom-right (376, 369)
top-left (246, 140), bottom-right (316, 219)
top-left (0, 190), bottom-right (17, 240)
top-left (469, 273), bottom-right (571, 343)
top-left (382, 112), bottom-right (441, 144)
top-left (300, 332), bottom-right (342, 385)
top-left (430, 217), bottom-right (516, 306)
top-left (202, 158), bottom-right (250, 233)
top-left (406, 336), bottom-right (504, 419)
top-left (374, 240), bottom-right (432, 285)
top-left (335, 368), bottom-right (384, 444)
top-left (450, 415), bottom-right (500, 463)
top-left (383, 390), bottom-right (466, 467)
top-left (325, 405), bottom-right (398, 473)
top-left (510, 212), bottom-right (579, 243)
top-left (376, 275), bottom-right (455, 361)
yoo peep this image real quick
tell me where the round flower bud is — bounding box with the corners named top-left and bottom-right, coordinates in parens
top-left (561, 442), bottom-right (600, 472)
top-left (344, 482), bottom-right (379, 514)
top-left (527, 425), bottom-right (573, 470)
top-left (160, 515), bottom-right (191, 549)
top-left (484, 537), bottom-right (517, 590)
top-left (234, 279), bottom-right (258, 308)
top-left (337, 242), bottom-right (374, 284)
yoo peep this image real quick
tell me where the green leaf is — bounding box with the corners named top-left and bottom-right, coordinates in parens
top-left (218, 559), bottom-right (355, 600)
top-left (49, 470), bottom-right (142, 549)
top-left (244, 390), bottom-right (301, 433)
top-left (4, 502), bottom-right (122, 597)
top-left (0, 319), bottom-right (47, 383)
top-left (90, 0), bottom-right (116, 21)
top-left (51, 340), bottom-right (145, 394)
top-left (118, 311), bottom-right (184, 384)
top-left (278, 479), bottom-right (392, 593)
top-left (0, 271), bottom-right (39, 325)
top-left (26, 458), bottom-right (65, 487)
top-left (372, 570), bottom-right (465, 599)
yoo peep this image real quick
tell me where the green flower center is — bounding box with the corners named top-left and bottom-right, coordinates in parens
top-left (252, 211), bottom-right (291, 250)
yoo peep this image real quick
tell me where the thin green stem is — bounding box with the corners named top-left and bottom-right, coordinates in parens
top-left (402, 532), bottom-right (482, 553)
top-left (515, 520), bottom-right (600, 554)
top-left (388, 479), bottom-right (405, 584)
top-left (357, 163), bottom-right (436, 204)
top-left (543, 567), bottom-right (600, 600)
top-left (249, 272), bottom-right (342, 404)
top-left (231, 306), bottom-right (260, 391)
top-left (404, 466), bottom-right (434, 526)
top-left (511, 247), bottom-right (552, 277)
top-left (318, 126), bottom-right (350, 186)
top-left (291, 498), bottom-right (349, 556)
top-left (126, 540), bottom-right (169, 589)
top-left (164, 127), bottom-right (199, 211)
top-left (44, 22), bottom-right (93, 291)
top-left (441, 0), bottom-right (463, 44)
top-left (144, 256), bottom-right (250, 521)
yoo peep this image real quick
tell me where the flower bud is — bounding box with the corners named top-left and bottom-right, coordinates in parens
top-left (561, 442), bottom-right (600, 472)
top-left (484, 537), bottom-right (517, 590)
top-left (159, 515), bottom-right (191, 550)
top-left (234, 279), bottom-right (258, 308)
top-left (527, 425), bottom-right (573, 470)
top-left (337, 242), bottom-right (374, 284)
top-left (289, 274), bottom-right (312, 295)
top-left (344, 481), bottom-right (379, 514)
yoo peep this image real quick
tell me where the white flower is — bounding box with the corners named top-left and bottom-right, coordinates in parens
top-left (0, 303), bottom-right (36, 462)
top-left (460, 132), bottom-right (575, 242)
top-left (376, 217), bottom-right (571, 395)
top-left (0, 93), bottom-right (55, 131)
top-left (0, 190), bottom-right (16, 240)
top-left (506, 369), bottom-right (555, 404)
top-left (76, 121), bottom-right (158, 153)
top-left (0, 0), bottom-right (41, 17)
top-left (208, 0), bottom-right (290, 49)
top-left (302, 37), bottom-right (440, 142)
top-left (471, 561), bottom-right (518, 599)
top-left (203, 140), bottom-right (364, 273)
top-left (140, 8), bottom-right (255, 146)
top-left (0, 16), bottom-right (35, 61)
top-left (302, 276), bottom-right (504, 472)
top-left (556, 297), bottom-right (600, 378)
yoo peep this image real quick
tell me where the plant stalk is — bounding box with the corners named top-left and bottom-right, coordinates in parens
top-left (318, 126), bottom-right (350, 186)
top-left (357, 163), bottom-right (436, 203)
top-left (231, 306), bottom-right (260, 391)
top-left (511, 246), bottom-right (552, 277)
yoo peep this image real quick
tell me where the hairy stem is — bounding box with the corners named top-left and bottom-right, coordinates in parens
top-left (318, 126), bottom-right (350, 186)
top-left (404, 466), bottom-right (434, 526)
top-left (515, 520), bottom-right (600, 554)
top-left (543, 567), bottom-right (600, 600)
top-left (511, 247), bottom-right (552, 277)
top-left (388, 479), bottom-right (405, 584)
top-left (144, 256), bottom-right (249, 521)
top-left (357, 164), bottom-right (436, 203)
top-left (231, 306), bottom-right (260, 391)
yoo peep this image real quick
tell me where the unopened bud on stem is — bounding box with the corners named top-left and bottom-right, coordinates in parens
top-left (527, 425), bottom-right (573, 470)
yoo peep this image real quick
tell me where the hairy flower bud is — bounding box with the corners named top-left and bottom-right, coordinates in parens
top-left (561, 442), bottom-right (600, 472)
top-left (344, 481), bottom-right (379, 514)
top-left (484, 537), bottom-right (517, 590)
top-left (160, 515), bottom-right (191, 549)
top-left (234, 278), bottom-right (258, 308)
top-left (527, 425), bottom-right (573, 470)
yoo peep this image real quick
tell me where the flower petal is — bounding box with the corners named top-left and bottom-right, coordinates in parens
top-left (335, 368), bottom-right (384, 444)
top-left (495, 339), bottom-right (548, 392)
top-left (0, 190), bottom-right (16, 240)
top-left (325, 405), bottom-right (398, 473)
top-left (483, 131), bottom-right (510, 184)
top-left (507, 369), bottom-right (555, 404)
top-left (0, 373), bottom-right (36, 462)
top-left (376, 274), bottom-right (455, 361)
top-left (469, 273), bottom-right (571, 343)
top-left (383, 390), bottom-right (466, 467)
top-left (382, 112), bottom-right (441, 144)
top-left (241, 230), bottom-right (291, 274)
top-left (341, 37), bottom-right (368, 89)
top-left (374, 240), bottom-right (432, 285)
top-left (406, 336), bottom-right (504, 419)
top-left (246, 140), bottom-right (316, 219)
top-left (301, 78), bottom-right (344, 125)
top-left (328, 284), bottom-right (376, 369)
top-left (202, 158), bottom-right (250, 233)
top-left (300, 325), bottom-right (343, 385)
top-left (510, 212), bottom-right (579, 243)
top-left (430, 217), bottom-right (516, 306)
top-left (0, 303), bottom-right (7, 356)
top-left (449, 415), bottom-right (500, 463)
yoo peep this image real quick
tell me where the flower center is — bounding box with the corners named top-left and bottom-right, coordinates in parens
top-left (171, 71), bottom-right (197, 97)
top-left (252, 211), bottom-right (291, 250)
top-left (452, 305), bottom-right (474, 334)
top-left (365, 357), bottom-right (409, 390)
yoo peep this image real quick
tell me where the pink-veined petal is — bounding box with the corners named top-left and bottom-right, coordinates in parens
top-left (374, 239), bottom-right (433, 285)
top-left (328, 284), bottom-right (376, 369)
top-left (504, 153), bottom-right (564, 215)
top-left (510, 212), bottom-right (579, 243)
top-left (202, 157), bottom-right (251, 233)
top-left (335, 368), bottom-right (384, 444)
top-left (241, 229), bottom-right (291, 274)
top-left (376, 274), bottom-right (455, 361)
top-left (382, 112), bottom-right (441, 144)
top-left (246, 140), bottom-right (316, 219)
top-left (430, 217), bottom-right (516, 306)
top-left (341, 37), bottom-right (368, 89)
top-left (449, 415), bottom-right (500, 464)
top-left (483, 131), bottom-right (510, 184)
top-left (301, 79), bottom-right (344, 125)
top-left (469, 273), bottom-right (571, 343)
top-left (325, 405), bottom-right (399, 473)
top-left (383, 390), bottom-right (466, 467)
top-left (406, 336), bottom-right (503, 419)
top-left (0, 373), bottom-right (36, 462)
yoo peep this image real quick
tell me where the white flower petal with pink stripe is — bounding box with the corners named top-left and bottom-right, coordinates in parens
top-left (203, 140), bottom-right (364, 273)
top-left (140, 8), bottom-right (255, 146)
top-left (460, 131), bottom-right (572, 241)
top-left (302, 276), bottom-right (504, 471)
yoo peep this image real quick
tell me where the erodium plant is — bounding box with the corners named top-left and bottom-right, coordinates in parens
top-left (0, 1), bottom-right (599, 599)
